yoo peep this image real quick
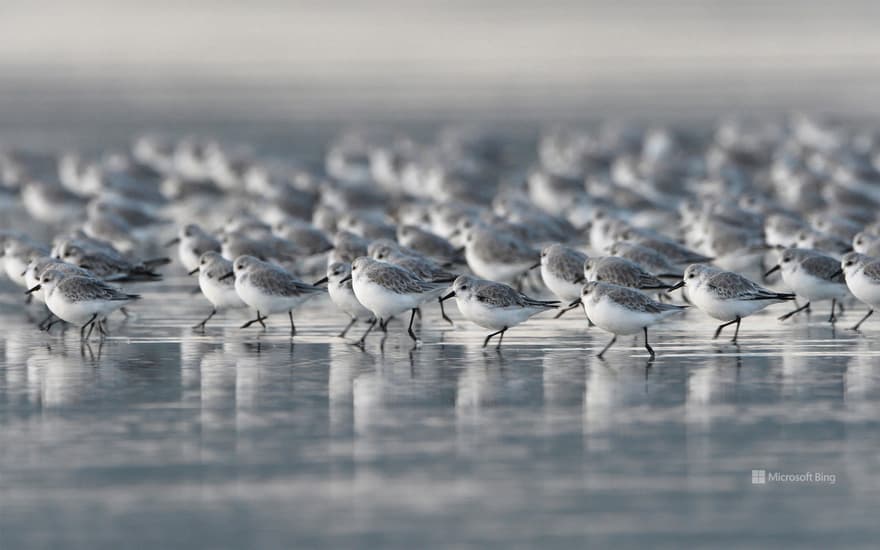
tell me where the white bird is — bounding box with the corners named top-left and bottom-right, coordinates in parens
top-left (671, 264), bottom-right (795, 342)
top-left (839, 252), bottom-right (880, 331)
top-left (581, 281), bottom-right (686, 359)
top-left (343, 256), bottom-right (449, 344)
top-left (441, 275), bottom-right (558, 348)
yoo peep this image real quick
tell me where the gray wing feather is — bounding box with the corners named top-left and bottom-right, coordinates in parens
top-left (251, 268), bottom-right (324, 297)
top-left (801, 255), bottom-right (846, 283)
top-left (549, 249), bottom-right (588, 284)
top-left (604, 285), bottom-right (684, 314)
top-left (367, 264), bottom-right (445, 295)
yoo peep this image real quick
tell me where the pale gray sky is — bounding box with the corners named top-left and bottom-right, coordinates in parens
top-left (3, 1), bottom-right (879, 79)
top-left (2, 1), bottom-right (880, 119)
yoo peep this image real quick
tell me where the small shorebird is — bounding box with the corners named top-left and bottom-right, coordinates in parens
top-left (441, 275), bottom-right (558, 348)
top-left (315, 261), bottom-right (374, 338)
top-left (343, 256), bottom-right (449, 344)
top-left (671, 264), bottom-right (795, 342)
top-left (839, 252), bottom-right (880, 331)
top-left (764, 248), bottom-right (848, 323)
top-left (539, 243), bottom-right (587, 318)
top-left (190, 251), bottom-right (246, 330)
top-left (27, 268), bottom-right (140, 339)
top-left (581, 281), bottom-right (686, 359)
top-left (222, 255), bottom-right (325, 335)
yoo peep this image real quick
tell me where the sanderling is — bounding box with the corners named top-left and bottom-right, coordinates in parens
top-left (165, 224), bottom-right (221, 272)
top-left (370, 240), bottom-right (457, 324)
top-left (764, 248), bottom-right (848, 323)
top-left (539, 244), bottom-right (587, 318)
top-left (273, 218), bottom-right (333, 256)
top-left (607, 241), bottom-right (682, 278)
top-left (190, 251), bottom-right (246, 330)
top-left (343, 256), bottom-right (449, 344)
top-left (839, 252), bottom-right (880, 331)
top-left (396, 224), bottom-right (464, 264)
top-left (220, 232), bottom-right (300, 263)
top-left (584, 256), bottom-right (671, 291)
top-left (853, 232), bottom-right (880, 257)
top-left (56, 241), bottom-right (167, 281)
top-left (24, 256), bottom-right (93, 301)
top-left (314, 261), bottom-right (373, 338)
top-left (329, 230), bottom-right (369, 265)
top-left (23, 256), bottom-right (94, 329)
top-left (440, 275), bottom-right (558, 348)
top-left (670, 264), bottom-right (795, 342)
top-left (27, 268), bottom-right (140, 339)
top-left (222, 255), bottom-right (325, 335)
top-left (619, 231), bottom-right (713, 265)
top-left (459, 222), bottom-right (539, 284)
top-left (4, 237), bottom-right (50, 288)
top-left (581, 281), bottom-right (686, 359)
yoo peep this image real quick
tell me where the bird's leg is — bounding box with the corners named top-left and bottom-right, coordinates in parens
top-left (338, 317), bottom-right (357, 338)
top-left (357, 318), bottom-right (378, 345)
top-left (713, 318), bottom-right (739, 339)
top-left (240, 310), bottom-right (266, 329)
top-left (85, 315), bottom-right (98, 340)
top-left (379, 319), bottom-right (388, 333)
top-left (438, 298), bottom-right (454, 326)
top-left (38, 312), bottom-right (54, 330)
top-left (482, 327), bottom-right (507, 348)
top-left (644, 327), bottom-right (655, 359)
top-left (407, 308), bottom-right (419, 342)
top-left (495, 327), bottom-right (508, 349)
top-left (851, 309), bottom-right (874, 331)
top-left (193, 308), bottom-right (216, 330)
top-left (289, 310), bottom-right (296, 336)
top-left (257, 311), bottom-right (267, 329)
top-left (730, 317), bottom-right (742, 343)
top-left (828, 299), bottom-right (837, 324)
top-left (554, 301), bottom-right (580, 319)
top-left (80, 313), bottom-right (97, 339)
top-left (778, 302), bottom-right (810, 321)
top-left (597, 335), bottom-right (617, 358)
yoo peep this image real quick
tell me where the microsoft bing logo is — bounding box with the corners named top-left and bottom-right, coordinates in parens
top-left (751, 469), bottom-right (766, 484)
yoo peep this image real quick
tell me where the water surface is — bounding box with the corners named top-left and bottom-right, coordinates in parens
top-left (2, 283), bottom-right (879, 548)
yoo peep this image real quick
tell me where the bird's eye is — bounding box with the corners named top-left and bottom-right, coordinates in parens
top-left (782, 257), bottom-right (790, 263)
top-left (688, 273), bottom-right (695, 279)
top-left (460, 285), bottom-right (467, 291)
top-left (846, 261), bottom-right (854, 266)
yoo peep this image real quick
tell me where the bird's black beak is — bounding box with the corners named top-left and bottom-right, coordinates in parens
top-left (188, 267), bottom-right (199, 275)
top-left (164, 237), bottom-right (180, 247)
top-left (763, 265), bottom-right (781, 277)
top-left (20, 269), bottom-right (27, 277)
top-left (440, 291), bottom-right (456, 302)
top-left (831, 268), bottom-right (843, 279)
top-left (667, 280), bottom-right (685, 292)
top-left (567, 298), bottom-right (582, 308)
top-left (530, 262), bottom-right (541, 270)
top-left (25, 284), bottom-right (41, 294)
top-left (218, 271), bottom-right (234, 280)
top-left (313, 276), bottom-right (329, 285)
top-left (340, 274), bottom-right (352, 284)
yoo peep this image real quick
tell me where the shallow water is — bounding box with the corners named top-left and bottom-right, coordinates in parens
top-left (2, 280), bottom-right (880, 548)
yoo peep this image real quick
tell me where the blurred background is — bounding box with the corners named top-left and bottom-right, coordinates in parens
top-left (2, 0), bottom-right (880, 149)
